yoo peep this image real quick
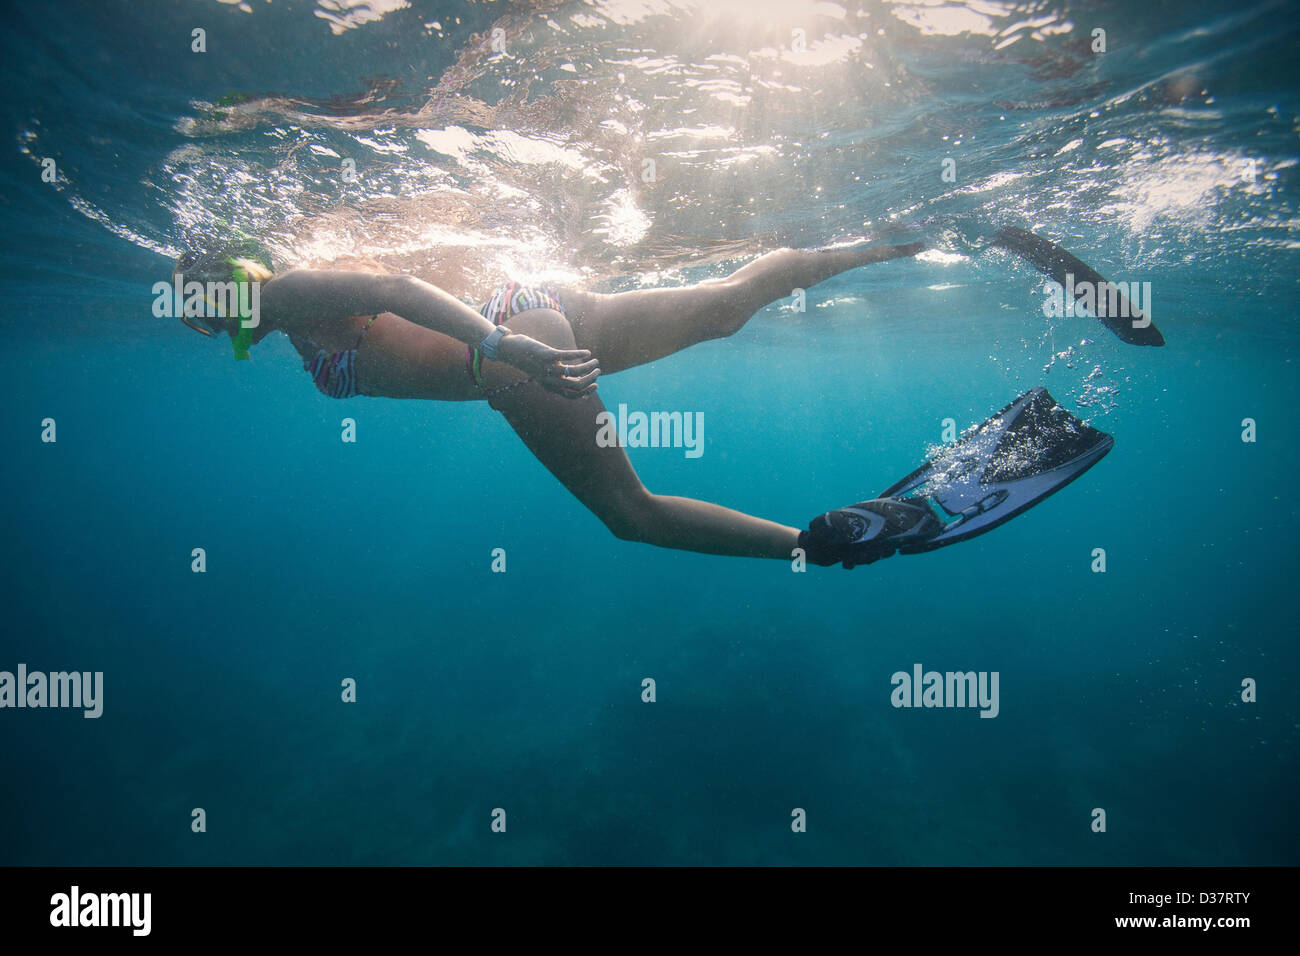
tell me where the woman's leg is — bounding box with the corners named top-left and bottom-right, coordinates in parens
top-left (562, 242), bottom-right (923, 374)
top-left (481, 308), bottom-right (799, 559)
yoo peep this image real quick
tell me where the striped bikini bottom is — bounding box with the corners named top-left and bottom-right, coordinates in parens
top-left (303, 314), bottom-right (379, 400)
top-left (466, 282), bottom-right (567, 400)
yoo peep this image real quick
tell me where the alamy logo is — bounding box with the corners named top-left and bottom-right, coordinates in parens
top-left (890, 664), bottom-right (999, 718)
top-left (0, 664), bottom-right (103, 718)
top-left (1042, 273), bottom-right (1151, 329)
top-left (595, 403), bottom-right (704, 458)
top-left (50, 886), bottom-right (151, 936)
top-left (151, 272), bottom-right (260, 327)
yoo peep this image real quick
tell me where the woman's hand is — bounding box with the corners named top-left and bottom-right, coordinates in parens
top-left (497, 331), bottom-right (601, 398)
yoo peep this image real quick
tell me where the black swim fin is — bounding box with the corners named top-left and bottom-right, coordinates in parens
top-left (993, 226), bottom-right (1164, 346)
top-left (799, 387), bottom-right (1113, 567)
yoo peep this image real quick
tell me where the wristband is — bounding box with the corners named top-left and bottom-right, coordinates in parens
top-left (478, 325), bottom-right (511, 361)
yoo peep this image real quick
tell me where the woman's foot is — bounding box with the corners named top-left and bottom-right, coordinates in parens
top-left (797, 497), bottom-right (942, 569)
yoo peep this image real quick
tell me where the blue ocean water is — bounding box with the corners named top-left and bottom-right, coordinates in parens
top-left (0, 0), bottom-right (1296, 865)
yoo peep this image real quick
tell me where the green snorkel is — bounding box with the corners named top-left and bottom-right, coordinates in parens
top-left (229, 261), bottom-right (255, 361)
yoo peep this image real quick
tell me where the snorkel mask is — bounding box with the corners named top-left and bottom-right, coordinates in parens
top-left (176, 237), bottom-right (271, 361)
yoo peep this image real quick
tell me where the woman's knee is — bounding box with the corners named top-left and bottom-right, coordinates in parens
top-left (696, 280), bottom-right (749, 340)
top-left (598, 488), bottom-right (659, 543)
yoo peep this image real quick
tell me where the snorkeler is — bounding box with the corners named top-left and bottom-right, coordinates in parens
top-left (174, 238), bottom-right (1112, 568)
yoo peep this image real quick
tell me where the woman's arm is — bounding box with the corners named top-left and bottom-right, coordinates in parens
top-left (262, 269), bottom-right (599, 395)
top-left (262, 269), bottom-right (501, 345)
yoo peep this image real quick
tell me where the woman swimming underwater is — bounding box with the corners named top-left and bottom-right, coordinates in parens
top-left (174, 237), bottom-right (1114, 569)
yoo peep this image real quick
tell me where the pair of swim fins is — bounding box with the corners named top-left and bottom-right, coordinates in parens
top-left (799, 387), bottom-right (1112, 568)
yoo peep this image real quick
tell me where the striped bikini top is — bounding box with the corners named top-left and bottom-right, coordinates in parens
top-left (302, 314), bottom-right (378, 400)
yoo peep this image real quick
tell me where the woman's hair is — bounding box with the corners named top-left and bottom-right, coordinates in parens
top-left (230, 256), bottom-right (273, 283)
